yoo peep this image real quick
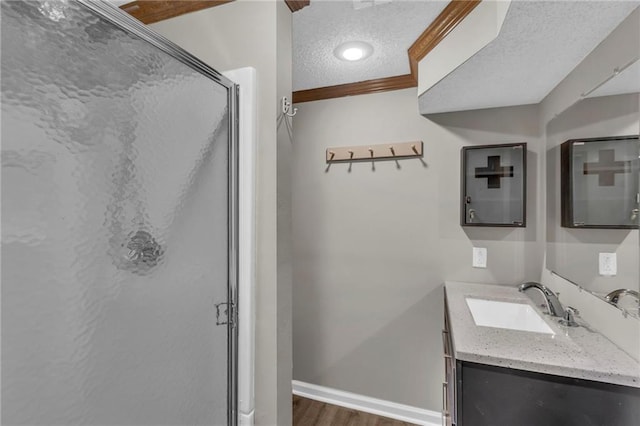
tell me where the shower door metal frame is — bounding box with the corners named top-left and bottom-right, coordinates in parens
top-left (75, 1), bottom-right (240, 424)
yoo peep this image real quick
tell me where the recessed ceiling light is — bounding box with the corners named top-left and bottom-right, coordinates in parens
top-left (334, 41), bottom-right (373, 62)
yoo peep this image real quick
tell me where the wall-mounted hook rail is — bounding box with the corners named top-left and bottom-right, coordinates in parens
top-left (326, 141), bottom-right (423, 163)
top-left (281, 96), bottom-right (297, 117)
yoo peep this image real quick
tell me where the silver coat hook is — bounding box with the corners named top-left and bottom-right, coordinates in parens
top-left (282, 96), bottom-right (297, 117)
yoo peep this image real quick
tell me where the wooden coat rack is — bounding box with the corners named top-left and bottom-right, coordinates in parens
top-left (326, 141), bottom-right (423, 163)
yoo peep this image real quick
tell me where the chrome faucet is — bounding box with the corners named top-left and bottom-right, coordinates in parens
top-left (558, 306), bottom-right (580, 327)
top-left (605, 289), bottom-right (640, 306)
top-left (518, 282), bottom-right (566, 318)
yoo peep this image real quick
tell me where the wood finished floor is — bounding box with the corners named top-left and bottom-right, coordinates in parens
top-left (292, 395), bottom-right (417, 426)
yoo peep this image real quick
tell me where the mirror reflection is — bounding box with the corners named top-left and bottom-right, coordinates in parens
top-left (546, 59), bottom-right (640, 317)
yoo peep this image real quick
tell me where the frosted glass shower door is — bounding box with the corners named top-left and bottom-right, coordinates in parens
top-left (1, 1), bottom-right (237, 425)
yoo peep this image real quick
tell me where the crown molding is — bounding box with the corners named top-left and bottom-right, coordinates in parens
top-left (118, 0), bottom-right (480, 103)
top-left (292, 74), bottom-right (415, 103)
top-left (407, 0), bottom-right (481, 80)
top-left (120, 0), bottom-right (233, 24)
top-left (293, 0), bottom-right (481, 103)
top-left (286, 0), bottom-right (310, 13)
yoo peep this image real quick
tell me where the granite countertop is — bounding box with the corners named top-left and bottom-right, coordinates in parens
top-left (445, 281), bottom-right (640, 388)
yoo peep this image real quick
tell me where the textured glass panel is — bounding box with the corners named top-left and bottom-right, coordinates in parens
top-left (2, 1), bottom-right (230, 425)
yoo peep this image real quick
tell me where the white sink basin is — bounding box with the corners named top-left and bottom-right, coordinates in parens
top-left (465, 297), bottom-right (555, 335)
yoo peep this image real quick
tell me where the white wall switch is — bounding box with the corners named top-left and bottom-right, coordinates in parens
top-left (472, 247), bottom-right (487, 268)
top-left (599, 252), bottom-right (617, 276)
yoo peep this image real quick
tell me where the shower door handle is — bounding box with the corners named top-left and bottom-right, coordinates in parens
top-left (215, 302), bottom-right (236, 328)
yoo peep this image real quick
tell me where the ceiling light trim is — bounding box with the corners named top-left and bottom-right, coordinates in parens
top-left (334, 41), bottom-right (374, 62)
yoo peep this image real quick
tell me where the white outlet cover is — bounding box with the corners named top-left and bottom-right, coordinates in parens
top-left (473, 247), bottom-right (487, 268)
top-left (598, 252), bottom-right (617, 276)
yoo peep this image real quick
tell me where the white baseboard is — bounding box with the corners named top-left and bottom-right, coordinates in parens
top-left (292, 380), bottom-right (442, 426)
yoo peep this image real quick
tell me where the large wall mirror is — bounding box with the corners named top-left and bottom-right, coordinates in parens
top-left (546, 58), bottom-right (639, 317)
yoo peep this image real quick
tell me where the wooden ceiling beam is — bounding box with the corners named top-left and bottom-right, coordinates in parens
top-left (120, 0), bottom-right (233, 25)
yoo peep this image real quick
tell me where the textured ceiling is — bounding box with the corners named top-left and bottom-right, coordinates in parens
top-left (292, 0), bottom-right (448, 91)
top-left (419, 1), bottom-right (640, 114)
top-left (587, 59), bottom-right (640, 99)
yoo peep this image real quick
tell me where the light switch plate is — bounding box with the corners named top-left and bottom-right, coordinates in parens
top-left (599, 252), bottom-right (617, 276)
top-left (473, 247), bottom-right (487, 268)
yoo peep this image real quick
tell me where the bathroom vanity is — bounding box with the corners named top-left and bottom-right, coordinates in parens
top-left (443, 281), bottom-right (640, 426)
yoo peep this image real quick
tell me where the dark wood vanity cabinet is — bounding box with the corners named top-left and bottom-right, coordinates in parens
top-left (456, 362), bottom-right (640, 426)
top-left (442, 304), bottom-right (456, 426)
top-left (443, 297), bottom-right (640, 426)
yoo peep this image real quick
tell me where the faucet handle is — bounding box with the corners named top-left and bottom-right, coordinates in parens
top-left (560, 306), bottom-right (580, 327)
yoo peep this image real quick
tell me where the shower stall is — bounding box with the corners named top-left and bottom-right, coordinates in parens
top-left (1, 1), bottom-right (242, 424)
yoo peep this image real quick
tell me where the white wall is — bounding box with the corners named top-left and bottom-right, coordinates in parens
top-left (292, 88), bottom-right (544, 412)
top-left (151, 2), bottom-right (293, 424)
